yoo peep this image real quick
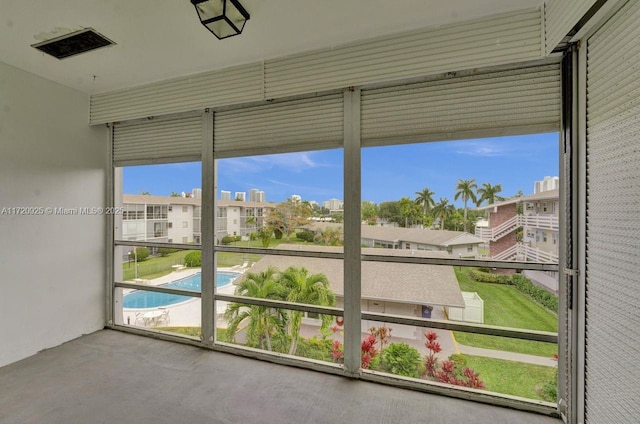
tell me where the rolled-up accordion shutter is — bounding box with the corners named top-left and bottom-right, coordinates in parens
top-left (214, 93), bottom-right (344, 158)
top-left (361, 64), bottom-right (561, 147)
top-left (113, 114), bottom-right (203, 166)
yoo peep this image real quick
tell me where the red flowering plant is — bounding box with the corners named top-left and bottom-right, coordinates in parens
top-left (424, 331), bottom-right (442, 377)
top-left (361, 334), bottom-right (378, 369)
top-left (329, 332), bottom-right (380, 369)
top-left (425, 331), bottom-right (485, 389)
top-left (436, 360), bottom-right (460, 385)
top-left (330, 340), bottom-right (344, 362)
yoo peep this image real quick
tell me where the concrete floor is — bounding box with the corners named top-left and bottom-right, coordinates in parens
top-left (0, 330), bottom-right (560, 424)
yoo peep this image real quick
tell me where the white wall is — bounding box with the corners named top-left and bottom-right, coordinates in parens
top-left (0, 61), bottom-right (107, 367)
top-left (168, 204), bottom-right (193, 243)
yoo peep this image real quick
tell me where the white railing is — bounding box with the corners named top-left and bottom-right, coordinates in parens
top-left (475, 215), bottom-right (559, 242)
top-left (492, 244), bottom-right (558, 263)
top-left (475, 216), bottom-right (518, 242)
top-left (520, 214), bottom-right (559, 231)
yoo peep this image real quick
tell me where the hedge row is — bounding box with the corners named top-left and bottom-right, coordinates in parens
top-left (511, 274), bottom-right (558, 312)
top-left (468, 269), bottom-right (511, 284)
top-left (469, 269), bottom-right (558, 312)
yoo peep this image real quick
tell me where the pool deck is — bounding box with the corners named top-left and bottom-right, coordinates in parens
top-left (121, 266), bottom-right (241, 328)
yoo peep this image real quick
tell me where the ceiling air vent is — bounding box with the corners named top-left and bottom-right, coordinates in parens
top-left (32, 28), bottom-right (115, 59)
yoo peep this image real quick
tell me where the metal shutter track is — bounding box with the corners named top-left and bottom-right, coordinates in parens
top-left (214, 94), bottom-right (343, 158)
top-left (585, 1), bottom-right (640, 422)
top-left (544, 0), bottom-right (599, 55)
top-left (113, 115), bottom-right (202, 165)
top-left (361, 64), bottom-right (560, 146)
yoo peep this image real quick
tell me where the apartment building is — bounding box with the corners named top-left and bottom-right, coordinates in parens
top-left (322, 198), bottom-right (344, 212)
top-left (121, 194), bottom-right (201, 244)
top-left (534, 176), bottom-right (559, 194)
top-left (249, 189), bottom-right (265, 203)
top-left (122, 194), bottom-right (275, 244)
top-left (476, 188), bottom-right (559, 263)
top-left (215, 199), bottom-right (275, 241)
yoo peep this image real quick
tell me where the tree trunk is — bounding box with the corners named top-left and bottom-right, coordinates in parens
top-left (463, 198), bottom-right (468, 233)
top-left (264, 319), bottom-right (272, 351)
top-left (288, 312), bottom-right (301, 355)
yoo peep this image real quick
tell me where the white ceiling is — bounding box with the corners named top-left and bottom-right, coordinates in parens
top-left (0, 0), bottom-right (544, 95)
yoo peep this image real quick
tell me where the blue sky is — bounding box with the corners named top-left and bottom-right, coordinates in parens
top-left (123, 133), bottom-right (559, 206)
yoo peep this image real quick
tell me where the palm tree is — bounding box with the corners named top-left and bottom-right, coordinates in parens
top-left (398, 197), bottom-right (420, 227)
top-left (432, 198), bottom-right (454, 231)
top-left (454, 178), bottom-right (478, 233)
top-left (279, 267), bottom-right (336, 355)
top-left (477, 182), bottom-right (504, 206)
top-left (314, 227), bottom-right (343, 246)
top-left (245, 215), bottom-right (257, 247)
top-left (414, 188), bottom-right (435, 225)
top-left (224, 268), bottom-right (287, 351)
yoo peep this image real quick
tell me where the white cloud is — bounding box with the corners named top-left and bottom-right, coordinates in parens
top-left (218, 152), bottom-right (329, 174)
top-left (453, 141), bottom-right (514, 157)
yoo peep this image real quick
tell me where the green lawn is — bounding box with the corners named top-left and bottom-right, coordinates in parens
top-left (122, 237), bottom-right (318, 282)
top-left (453, 268), bottom-right (558, 357)
top-left (464, 355), bottom-right (556, 401)
top-left (226, 236), bottom-right (314, 249)
top-left (123, 250), bottom-right (194, 281)
top-left (217, 252), bottom-right (264, 267)
top-left (219, 236), bottom-right (317, 267)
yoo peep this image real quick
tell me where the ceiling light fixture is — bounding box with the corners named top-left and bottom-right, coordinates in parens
top-left (190, 0), bottom-right (250, 40)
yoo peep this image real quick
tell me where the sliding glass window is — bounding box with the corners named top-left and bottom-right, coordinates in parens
top-left (113, 162), bottom-right (203, 338)
top-left (213, 150), bottom-right (344, 363)
top-left (357, 135), bottom-right (559, 403)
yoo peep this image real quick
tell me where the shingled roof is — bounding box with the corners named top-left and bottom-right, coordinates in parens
top-left (239, 245), bottom-right (464, 307)
top-left (305, 222), bottom-right (484, 247)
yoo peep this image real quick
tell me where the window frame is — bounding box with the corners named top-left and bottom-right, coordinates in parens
top-left (108, 62), bottom-right (566, 417)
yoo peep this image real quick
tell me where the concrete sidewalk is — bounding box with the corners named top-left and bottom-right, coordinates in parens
top-left (457, 343), bottom-right (558, 367)
top-left (300, 323), bottom-right (557, 368)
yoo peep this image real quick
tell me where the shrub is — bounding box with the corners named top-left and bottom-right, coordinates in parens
top-left (296, 230), bottom-right (315, 242)
top-left (296, 338), bottom-right (333, 362)
top-left (234, 235), bottom-right (242, 242)
top-left (274, 228), bottom-right (283, 240)
top-left (512, 274), bottom-right (558, 312)
top-left (183, 251), bottom-right (201, 267)
top-left (221, 235), bottom-right (235, 245)
top-left (258, 227), bottom-right (273, 247)
top-left (131, 247), bottom-right (150, 262)
top-left (436, 360), bottom-right (485, 389)
top-left (249, 232), bottom-right (257, 241)
top-left (381, 342), bottom-right (423, 378)
top-left (469, 269), bottom-right (511, 284)
top-left (448, 353), bottom-right (467, 368)
top-left (157, 247), bottom-right (179, 256)
top-left (541, 369), bottom-right (558, 402)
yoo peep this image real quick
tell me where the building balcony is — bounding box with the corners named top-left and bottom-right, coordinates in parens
top-left (476, 215), bottom-right (559, 243)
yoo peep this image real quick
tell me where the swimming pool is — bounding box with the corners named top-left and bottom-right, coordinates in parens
top-left (123, 272), bottom-right (238, 309)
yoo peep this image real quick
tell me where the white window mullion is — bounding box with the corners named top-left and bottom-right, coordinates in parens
top-left (343, 88), bottom-right (362, 376)
top-left (201, 111), bottom-right (215, 346)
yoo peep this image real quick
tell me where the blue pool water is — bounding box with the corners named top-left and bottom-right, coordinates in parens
top-left (123, 272), bottom-right (237, 309)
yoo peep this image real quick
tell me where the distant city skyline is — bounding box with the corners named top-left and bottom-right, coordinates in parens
top-left (122, 133), bottom-right (559, 207)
